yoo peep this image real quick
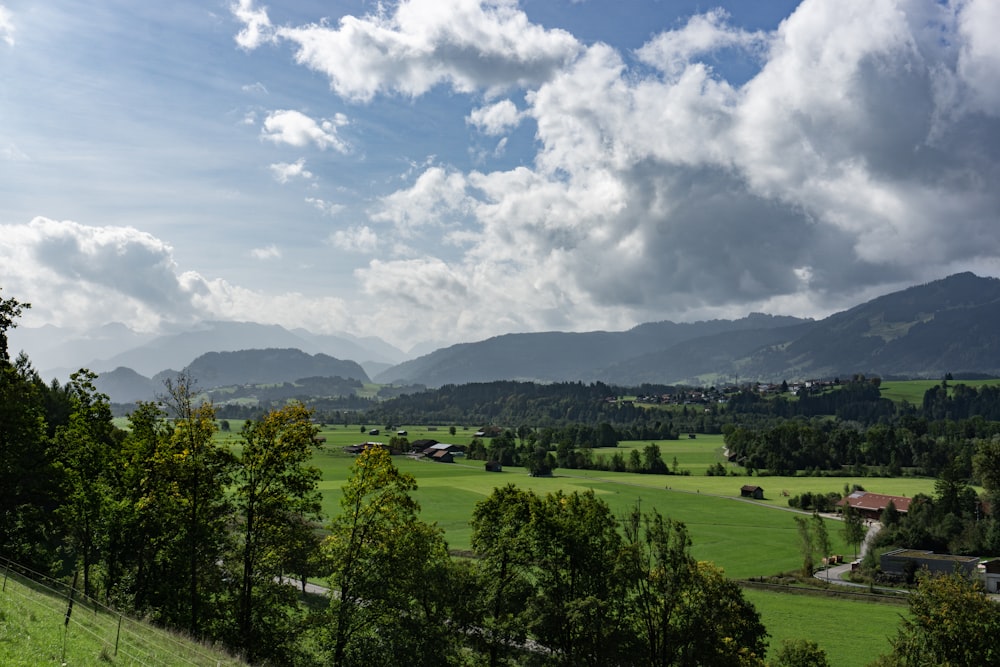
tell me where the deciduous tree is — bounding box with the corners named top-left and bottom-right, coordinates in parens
top-left (874, 572), bottom-right (1000, 666)
top-left (232, 403), bottom-right (322, 663)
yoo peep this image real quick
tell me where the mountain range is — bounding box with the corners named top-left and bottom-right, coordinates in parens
top-left (375, 272), bottom-right (1000, 387)
top-left (11, 272), bottom-right (1000, 401)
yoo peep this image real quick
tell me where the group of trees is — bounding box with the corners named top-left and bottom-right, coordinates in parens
top-left (723, 415), bottom-right (1000, 478)
top-left (0, 292), bottom-right (325, 664)
top-left (323, 447), bottom-right (768, 666)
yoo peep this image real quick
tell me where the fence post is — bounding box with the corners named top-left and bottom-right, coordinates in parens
top-left (62, 570), bottom-right (79, 663)
top-left (115, 613), bottom-right (122, 657)
top-left (2, 559), bottom-right (8, 592)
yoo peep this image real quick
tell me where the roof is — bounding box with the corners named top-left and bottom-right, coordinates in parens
top-left (882, 548), bottom-right (979, 564)
top-left (836, 491), bottom-right (912, 513)
top-left (741, 485), bottom-right (763, 492)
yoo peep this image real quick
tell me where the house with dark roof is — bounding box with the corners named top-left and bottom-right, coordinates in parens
top-left (740, 485), bottom-right (764, 500)
top-left (430, 450), bottom-right (454, 463)
top-left (881, 548), bottom-right (979, 581)
top-left (836, 491), bottom-right (912, 520)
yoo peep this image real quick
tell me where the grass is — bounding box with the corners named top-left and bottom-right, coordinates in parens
top-left (106, 419), bottom-right (920, 663)
top-left (879, 378), bottom-right (1000, 405)
top-left (745, 587), bottom-right (906, 666)
top-left (0, 564), bottom-right (244, 666)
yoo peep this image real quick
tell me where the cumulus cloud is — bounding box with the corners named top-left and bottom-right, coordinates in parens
top-left (269, 158), bottom-right (313, 183)
top-left (0, 217), bottom-right (207, 330)
top-left (0, 6), bottom-right (14, 47)
top-left (261, 109), bottom-right (348, 152)
top-left (232, 0), bottom-right (274, 49)
top-left (233, 0), bottom-right (581, 101)
top-left (0, 218), bottom-right (352, 337)
top-left (329, 225), bottom-right (379, 253)
top-left (371, 167), bottom-right (471, 236)
top-left (346, 0), bottom-right (1000, 343)
top-left (467, 99), bottom-right (523, 135)
top-left (636, 8), bottom-right (766, 78)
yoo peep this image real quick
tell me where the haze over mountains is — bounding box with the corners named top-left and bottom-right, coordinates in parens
top-left (10, 273), bottom-right (1000, 403)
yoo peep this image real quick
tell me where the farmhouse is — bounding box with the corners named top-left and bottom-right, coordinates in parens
top-left (980, 559), bottom-right (1000, 593)
top-left (430, 450), bottom-right (454, 463)
top-left (836, 491), bottom-right (911, 521)
top-left (740, 485), bottom-right (764, 500)
top-left (343, 441), bottom-right (386, 455)
top-left (880, 548), bottom-right (979, 579)
top-left (485, 460), bottom-right (502, 472)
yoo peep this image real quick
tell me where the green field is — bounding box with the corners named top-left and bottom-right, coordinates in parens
top-left (0, 565), bottom-right (243, 666)
top-left (302, 425), bottom-right (937, 579)
top-left (879, 378), bottom-right (1000, 404)
top-left (105, 419), bottom-right (919, 664)
top-left (746, 587), bottom-right (906, 666)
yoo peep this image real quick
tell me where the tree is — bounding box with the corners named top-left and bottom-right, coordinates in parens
top-left (232, 403), bottom-right (322, 663)
top-left (527, 490), bottom-right (629, 666)
top-left (874, 572), bottom-right (1000, 666)
top-left (771, 638), bottom-right (830, 667)
top-left (794, 516), bottom-right (814, 577)
top-left (470, 484), bottom-right (536, 667)
top-left (53, 370), bottom-right (118, 598)
top-left (0, 295), bottom-right (59, 571)
top-left (621, 508), bottom-right (766, 666)
top-left (812, 512), bottom-right (831, 582)
top-left (841, 503), bottom-right (866, 560)
top-left (161, 374), bottom-right (234, 636)
top-left (325, 446), bottom-right (454, 666)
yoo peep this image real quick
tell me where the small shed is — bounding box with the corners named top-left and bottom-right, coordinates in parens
top-left (431, 450), bottom-right (454, 464)
top-left (368, 429), bottom-right (380, 436)
top-left (396, 430), bottom-right (408, 436)
top-left (485, 460), bottom-right (503, 473)
top-left (740, 485), bottom-right (764, 500)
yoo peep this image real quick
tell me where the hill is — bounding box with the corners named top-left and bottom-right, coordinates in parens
top-left (374, 273), bottom-right (1000, 386)
top-left (96, 348), bottom-right (370, 403)
top-left (184, 348), bottom-right (370, 388)
top-left (10, 320), bottom-right (405, 380)
top-left (376, 313), bottom-right (806, 386)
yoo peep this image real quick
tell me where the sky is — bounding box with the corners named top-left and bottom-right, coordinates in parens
top-left (1, 0), bottom-right (999, 354)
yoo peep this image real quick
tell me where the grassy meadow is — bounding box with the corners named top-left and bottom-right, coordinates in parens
top-left (287, 424), bottom-right (939, 580)
top-left (879, 378), bottom-right (1000, 404)
top-left (745, 588), bottom-right (906, 666)
top-left (0, 566), bottom-right (244, 666)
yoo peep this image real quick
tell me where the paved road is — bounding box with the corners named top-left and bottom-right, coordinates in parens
top-left (813, 521), bottom-right (897, 590)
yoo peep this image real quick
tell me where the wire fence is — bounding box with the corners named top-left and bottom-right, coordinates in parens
top-left (0, 556), bottom-right (244, 666)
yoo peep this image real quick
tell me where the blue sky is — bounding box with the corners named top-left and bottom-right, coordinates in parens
top-left (1, 0), bottom-right (999, 353)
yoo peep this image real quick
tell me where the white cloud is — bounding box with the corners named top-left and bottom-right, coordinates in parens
top-left (0, 6), bottom-right (14, 47)
top-left (636, 8), bottom-right (766, 78)
top-left (261, 109), bottom-right (348, 152)
top-left (956, 0), bottom-right (1000, 115)
top-left (330, 225), bottom-right (379, 253)
top-left (306, 197), bottom-right (344, 216)
top-left (249, 244), bottom-right (281, 260)
top-left (0, 217), bottom-right (354, 337)
top-left (371, 167), bottom-right (471, 236)
top-left (0, 217), bottom-right (207, 330)
top-left (241, 81), bottom-right (268, 95)
top-left (467, 99), bottom-right (522, 135)
top-left (269, 158), bottom-right (313, 183)
top-left (234, 0), bottom-right (581, 102)
top-left (347, 0), bottom-right (1000, 339)
top-left (232, 0), bottom-right (274, 50)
